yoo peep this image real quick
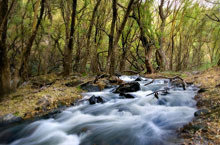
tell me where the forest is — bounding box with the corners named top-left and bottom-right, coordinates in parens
top-left (0, 0), bottom-right (220, 145)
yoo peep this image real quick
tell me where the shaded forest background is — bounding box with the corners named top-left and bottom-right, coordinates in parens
top-left (0, 0), bottom-right (220, 97)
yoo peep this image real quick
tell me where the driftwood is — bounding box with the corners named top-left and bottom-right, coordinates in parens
top-left (146, 87), bottom-right (173, 99)
top-left (144, 79), bottom-right (155, 86)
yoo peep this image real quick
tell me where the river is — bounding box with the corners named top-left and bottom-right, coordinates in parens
top-left (0, 76), bottom-right (198, 145)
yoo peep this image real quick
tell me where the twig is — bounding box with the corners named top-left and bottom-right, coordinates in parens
top-left (97, 27), bottom-right (110, 37)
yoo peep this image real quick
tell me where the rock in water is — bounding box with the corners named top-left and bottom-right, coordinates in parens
top-left (119, 93), bottom-right (135, 99)
top-left (89, 95), bottom-right (96, 104)
top-left (194, 109), bottom-right (209, 117)
top-left (198, 88), bottom-right (207, 93)
top-left (96, 96), bottom-right (104, 103)
top-left (114, 82), bottom-right (140, 93)
top-left (135, 77), bottom-right (142, 81)
top-left (89, 95), bottom-right (104, 105)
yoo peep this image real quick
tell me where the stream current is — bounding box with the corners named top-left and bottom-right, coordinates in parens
top-left (0, 76), bottom-right (198, 145)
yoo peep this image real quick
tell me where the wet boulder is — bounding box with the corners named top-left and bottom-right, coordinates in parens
top-left (198, 88), bottom-right (208, 93)
top-left (194, 108), bottom-right (209, 117)
top-left (81, 82), bottom-right (101, 92)
top-left (114, 82), bottom-right (140, 93)
top-left (89, 95), bottom-right (104, 105)
top-left (135, 77), bottom-right (142, 81)
top-left (119, 93), bottom-right (135, 99)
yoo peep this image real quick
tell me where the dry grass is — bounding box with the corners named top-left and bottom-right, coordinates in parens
top-left (0, 73), bottom-right (94, 119)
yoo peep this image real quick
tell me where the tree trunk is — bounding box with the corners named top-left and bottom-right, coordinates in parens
top-left (132, 13), bottom-right (154, 73)
top-left (91, 19), bottom-right (103, 74)
top-left (63, 0), bottom-right (77, 76)
top-left (19, 0), bottom-right (46, 80)
top-left (80, 0), bottom-right (101, 73)
top-left (0, 0), bottom-right (11, 98)
top-left (143, 39), bottom-right (153, 74)
top-left (158, 0), bottom-right (169, 71)
top-left (218, 58), bottom-right (220, 66)
top-left (108, 0), bottom-right (135, 75)
top-left (106, 0), bottom-right (117, 75)
top-left (120, 51), bottom-right (127, 72)
top-left (170, 35), bottom-right (175, 70)
top-left (73, 32), bottom-right (81, 72)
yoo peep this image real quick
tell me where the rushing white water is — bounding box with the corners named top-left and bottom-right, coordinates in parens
top-left (0, 76), bottom-right (197, 145)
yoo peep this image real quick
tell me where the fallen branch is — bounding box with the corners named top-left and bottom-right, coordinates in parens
top-left (144, 79), bottom-right (155, 86)
top-left (146, 87), bottom-right (173, 99)
top-left (158, 76), bottom-right (187, 90)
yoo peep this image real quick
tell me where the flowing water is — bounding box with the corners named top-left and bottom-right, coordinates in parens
top-left (0, 76), bottom-right (198, 145)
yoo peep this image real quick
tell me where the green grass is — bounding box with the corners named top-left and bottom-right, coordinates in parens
top-left (195, 63), bottom-right (216, 71)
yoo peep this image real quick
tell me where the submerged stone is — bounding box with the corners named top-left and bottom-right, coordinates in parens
top-left (119, 93), bottom-right (135, 99)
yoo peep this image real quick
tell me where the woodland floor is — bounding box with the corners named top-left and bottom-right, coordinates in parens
top-left (0, 67), bottom-right (220, 144)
